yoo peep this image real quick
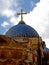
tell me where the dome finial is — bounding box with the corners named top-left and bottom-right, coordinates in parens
top-left (17, 9), bottom-right (27, 22)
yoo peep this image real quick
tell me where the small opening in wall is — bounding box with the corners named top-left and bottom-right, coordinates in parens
top-left (19, 64), bottom-right (23, 65)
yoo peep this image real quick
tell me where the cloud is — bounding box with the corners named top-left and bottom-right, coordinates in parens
top-left (44, 38), bottom-right (49, 48)
top-left (10, 17), bottom-right (18, 25)
top-left (1, 21), bottom-right (9, 27)
top-left (2, 9), bottom-right (15, 18)
top-left (0, 0), bottom-right (11, 13)
top-left (0, 0), bottom-right (19, 18)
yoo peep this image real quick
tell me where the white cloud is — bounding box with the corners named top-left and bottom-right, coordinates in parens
top-left (44, 38), bottom-right (49, 48)
top-left (0, 0), bottom-right (11, 13)
top-left (1, 21), bottom-right (9, 27)
top-left (0, 0), bottom-right (19, 15)
top-left (2, 9), bottom-right (15, 18)
top-left (10, 17), bottom-right (18, 25)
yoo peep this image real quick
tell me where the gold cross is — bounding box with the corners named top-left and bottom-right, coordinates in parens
top-left (17, 9), bottom-right (27, 21)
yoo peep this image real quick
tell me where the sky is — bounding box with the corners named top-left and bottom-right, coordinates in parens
top-left (0, 0), bottom-right (49, 48)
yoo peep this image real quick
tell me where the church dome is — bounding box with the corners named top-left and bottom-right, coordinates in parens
top-left (5, 21), bottom-right (39, 38)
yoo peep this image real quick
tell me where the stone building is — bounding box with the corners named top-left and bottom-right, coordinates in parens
top-left (0, 10), bottom-right (49, 65)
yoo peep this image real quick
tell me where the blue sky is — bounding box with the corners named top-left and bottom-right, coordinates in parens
top-left (0, 0), bottom-right (49, 48)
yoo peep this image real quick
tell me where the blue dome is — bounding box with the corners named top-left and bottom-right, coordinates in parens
top-left (5, 21), bottom-right (39, 38)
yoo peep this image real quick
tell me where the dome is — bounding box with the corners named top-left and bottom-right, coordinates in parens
top-left (5, 21), bottom-right (39, 38)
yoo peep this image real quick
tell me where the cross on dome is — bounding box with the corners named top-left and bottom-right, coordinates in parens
top-left (17, 9), bottom-right (27, 21)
